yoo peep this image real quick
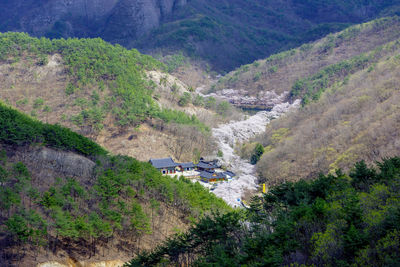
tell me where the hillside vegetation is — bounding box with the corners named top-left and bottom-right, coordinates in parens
top-left (3, 1), bottom-right (400, 70)
top-left (0, 32), bottom-right (221, 161)
top-left (0, 32), bottom-right (205, 129)
top-left (128, 158), bottom-right (400, 266)
top-left (250, 19), bottom-right (400, 185)
top-left (0, 103), bottom-right (230, 266)
top-left (212, 17), bottom-right (400, 106)
top-left (134, 0), bottom-right (400, 70)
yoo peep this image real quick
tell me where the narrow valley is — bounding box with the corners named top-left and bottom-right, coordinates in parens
top-left (210, 99), bottom-right (300, 207)
top-left (1, 2), bottom-right (400, 267)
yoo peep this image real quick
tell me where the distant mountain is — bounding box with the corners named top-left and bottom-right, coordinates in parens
top-left (0, 0), bottom-right (187, 40)
top-left (2, 0), bottom-right (400, 70)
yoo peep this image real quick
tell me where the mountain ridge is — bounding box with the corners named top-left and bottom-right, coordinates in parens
top-left (3, 0), bottom-right (400, 70)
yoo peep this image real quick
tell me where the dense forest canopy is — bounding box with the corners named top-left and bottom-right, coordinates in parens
top-left (128, 158), bottom-right (400, 266)
top-left (0, 103), bottom-right (230, 264)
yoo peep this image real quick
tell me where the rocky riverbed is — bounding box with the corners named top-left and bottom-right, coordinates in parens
top-left (211, 100), bottom-right (300, 207)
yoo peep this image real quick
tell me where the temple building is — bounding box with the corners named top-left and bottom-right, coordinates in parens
top-left (149, 158), bottom-right (235, 182)
top-left (149, 157), bottom-right (178, 175)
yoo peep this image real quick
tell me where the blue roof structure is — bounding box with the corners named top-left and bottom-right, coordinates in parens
top-left (196, 161), bottom-right (217, 169)
top-left (180, 162), bottom-right (196, 168)
top-left (199, 171), bottom-right (226, 180)
top-left (149, 158), bottom-right (178, 169)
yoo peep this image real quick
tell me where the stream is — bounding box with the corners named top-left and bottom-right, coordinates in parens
top-left (210, 100), bottom-right (300, 207)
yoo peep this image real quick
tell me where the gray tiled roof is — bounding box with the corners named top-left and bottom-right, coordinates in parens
top-left (199, 171), bottom-right (226, 179)
top-left (180, 162), bottom-right (196, 168)
top-left (196, 161), bottom-right (216, 169)
top-left (149, 158), bottom-right (178, 169)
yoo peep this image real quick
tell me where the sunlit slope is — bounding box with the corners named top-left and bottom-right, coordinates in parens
top-left (256, 37), bottom-right (400, 185)
top-left (213, 17), bottom-right (400, 107)
top-left (0, 33), bottom-right (214, 161)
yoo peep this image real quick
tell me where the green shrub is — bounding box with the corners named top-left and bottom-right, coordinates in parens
top-left (65, 83), bottom-right (76, 95)
top-left (205, 97), bottom-right (216, 109)
top-left (16, 99), bottom-right (28, 106)
top-left (0, 103), bottom-right (106, 156)
top-left (192, 95), bottom-right (204, 107)
top-left (33, 98), bottom-right (44, 109)
top-left (216, 101), bottom-right (231, 117)
top-left (250, 143), bottom-right (264, 165)
top-left (253, 72), bottom-right (262, 81)
top-left (178, 92), bottom-right (191, 107)
top-left (164, 53), bottom-right (187, 73)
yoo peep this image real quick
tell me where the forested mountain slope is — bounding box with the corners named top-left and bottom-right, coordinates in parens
top-left (240, 18), bottom-right (400, 185)
top-left (212, 17), bottom-right (400, 109)
top-left (0, 103), bottom-right (229, 266)
top-left (2, 0), bottom-right (400, 70)
top-left (128, 158), bottom-right (400, 266)
top-left (136, 0), bottom-right (400, 70)
top-left (0, 32), bottom-right (219, 162)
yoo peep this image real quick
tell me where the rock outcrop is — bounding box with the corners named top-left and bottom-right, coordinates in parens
top-left (0, 0), bottom-right (187, 43)
top-left (5, 145), bottom-right (96, 190)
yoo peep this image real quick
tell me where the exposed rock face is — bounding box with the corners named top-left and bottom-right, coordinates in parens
top-left (6, 145), bottom-right (96, 190)
top-left (0, 0), bottom-right (187, 43)
top-left (101, 0), bottom-right (187, 45)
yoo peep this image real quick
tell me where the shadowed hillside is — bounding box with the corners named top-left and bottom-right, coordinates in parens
top-left (124, 0), bottom-right (400, 70)
top-left (2, 1), bottom-right (400, 70)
